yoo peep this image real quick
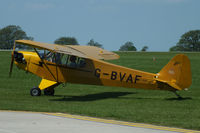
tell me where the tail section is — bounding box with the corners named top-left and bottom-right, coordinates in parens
top-left (156, 54), bottom-right (192, 91)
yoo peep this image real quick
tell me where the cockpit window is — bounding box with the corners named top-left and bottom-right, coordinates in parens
top-left (38, 50), bottom-right (45, 59)
top-left (64, 55), bottom-right (86, 68)
top-left (41, 51), bottom-right (86, 68)
top-left (46, 51), bottom-right (55, 62)
top-left (60, 54), bottom-right (69, 65)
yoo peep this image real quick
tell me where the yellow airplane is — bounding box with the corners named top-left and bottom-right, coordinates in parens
top-left (9, 40), bottom-right (192, 98)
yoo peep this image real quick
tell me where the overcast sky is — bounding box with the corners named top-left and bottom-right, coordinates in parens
top-left (1, 0), bottom-right (199, 51)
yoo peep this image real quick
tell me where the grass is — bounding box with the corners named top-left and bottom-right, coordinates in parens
top-left (0, 51), bottom-right (200, 130)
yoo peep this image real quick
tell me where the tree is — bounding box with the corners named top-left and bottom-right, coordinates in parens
top-left (169, 30), bottom-right (200, 52)
top-left (141, 46), bottom-right (148, 51)
top-left (87, 39), bottom-right (103, 48)
top-left (119, 41), bottom-right (137, 51)
top-left (169, 45), bottom-right (184, 51)
top-left (0, 25), bottom-right (33, 49)
top-left (54, 37), bottom-right (79, 45)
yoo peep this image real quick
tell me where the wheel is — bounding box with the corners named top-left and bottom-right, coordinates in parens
top-left (30, 87), bottom-right (41, 96)
top-left (44, 88), bottom-right (55, 96)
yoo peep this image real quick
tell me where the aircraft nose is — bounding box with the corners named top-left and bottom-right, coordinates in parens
top-left (14, 51), bottom-right (26, 64)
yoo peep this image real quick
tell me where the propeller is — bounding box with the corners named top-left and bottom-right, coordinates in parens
top-left (9, 42), bottom-right (16, 77)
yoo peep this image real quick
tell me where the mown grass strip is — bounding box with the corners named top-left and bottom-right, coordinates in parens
top-left (0, 51), bottom-right (200, 130)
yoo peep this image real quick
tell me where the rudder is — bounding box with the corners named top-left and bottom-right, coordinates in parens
top-left (156, 54), bottom-right (192, 91)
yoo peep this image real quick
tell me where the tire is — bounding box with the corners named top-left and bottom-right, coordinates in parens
top-left (30, 87), bottom-right (41, 96)
top-left (44, 89), bottom-right (55, 96)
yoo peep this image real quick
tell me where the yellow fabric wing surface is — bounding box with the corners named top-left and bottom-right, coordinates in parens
top-left (15, 40), bottom-right (86, 58)
top-left (67, 45), bottom-right (119, 60)
top-left (15, 40), bottom-right (119, 60)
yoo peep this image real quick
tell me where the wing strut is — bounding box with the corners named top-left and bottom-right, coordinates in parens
top-left (53, 53), bottom-right (59, 81)
top-left (34, 48), bottom-right (57, 82)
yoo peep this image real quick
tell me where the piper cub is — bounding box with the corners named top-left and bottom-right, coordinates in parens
top-left (9, 40), bottom-right (192, 98)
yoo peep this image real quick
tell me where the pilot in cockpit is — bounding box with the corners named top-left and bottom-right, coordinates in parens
top-left (69, 56), bottom-right (77, 68)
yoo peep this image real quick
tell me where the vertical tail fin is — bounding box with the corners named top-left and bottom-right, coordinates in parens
top-left (156, 54), bottom-right (192, 91)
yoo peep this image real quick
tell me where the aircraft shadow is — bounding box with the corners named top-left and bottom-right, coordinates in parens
top-left (165, 97), bottom-right (192, 101)
top-left (123, 97), bottom-right (192, 101)
top-left (50, 92), bottom-right (136, 102)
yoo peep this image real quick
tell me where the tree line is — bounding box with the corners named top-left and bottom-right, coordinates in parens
top-left (169, 30), bottom-right (200, 52)
top-left (1, 25), bottom-right (199, 52)
top-left (0, 25), bottom-right (148, 51)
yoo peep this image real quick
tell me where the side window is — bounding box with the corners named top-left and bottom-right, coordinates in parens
top-left (61, 54), bottom-right (69, 65)
top-left (68, 55), bottom-right (86, 68)
top-left (69, 56), bottom-right (77, 68)
top-left (78, 58), bottom-right (86, 68)
top-left (43, 52), bottom-right (86, 68)
top-left (38, 50), bottom-right (45, 59)
top-left (44, 51), bottom-right (62, 64)
top-left (43, 51), bottom-right (60, 63)
top-left (55, 53), bottom-right (61, 64)
top-left (45, 51), bottom-right (54, 62)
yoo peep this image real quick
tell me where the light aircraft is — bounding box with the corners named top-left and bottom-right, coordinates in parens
top-left (9, 40), bottom-right (192, 98)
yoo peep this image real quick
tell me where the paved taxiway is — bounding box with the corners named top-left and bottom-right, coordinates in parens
top-left (0, 111), bottom-right (198, 133)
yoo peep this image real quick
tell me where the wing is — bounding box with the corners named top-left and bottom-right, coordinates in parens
top-left (15, 40), bottom-right (87, 58)
top-left (67, 45), bottom-right (119, 60)
top-left (15, 40), bottom-right (120, 60)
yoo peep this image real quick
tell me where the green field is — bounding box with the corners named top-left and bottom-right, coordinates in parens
top-left (0, 51), bottom-right (200, 130)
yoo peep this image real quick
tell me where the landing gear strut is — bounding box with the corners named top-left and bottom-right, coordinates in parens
top-left (30, 87), bottom-right (41, 96)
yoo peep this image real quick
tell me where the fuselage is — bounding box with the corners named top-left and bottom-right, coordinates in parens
top-left (14, 51), bottom-right (173, 91)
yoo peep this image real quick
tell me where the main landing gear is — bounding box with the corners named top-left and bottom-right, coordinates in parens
top-left (30, 87), bottom-right (55, 96)
top-left (30, 79), bottom-right (60, 96)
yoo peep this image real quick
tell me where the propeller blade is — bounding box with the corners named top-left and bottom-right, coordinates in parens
top-left (9, 42), bottom-right (16, 77)
top-left (9, 53), bottom-right (14, 77)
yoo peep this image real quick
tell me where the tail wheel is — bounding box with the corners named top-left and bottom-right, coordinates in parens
top-left (44, 89), bottom-right (55, 96)
top-left (30, 87), bottom-right (41, 96)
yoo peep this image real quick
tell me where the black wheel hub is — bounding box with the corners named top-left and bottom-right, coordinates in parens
top-left (30, 87), bottom-right (41, 96)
